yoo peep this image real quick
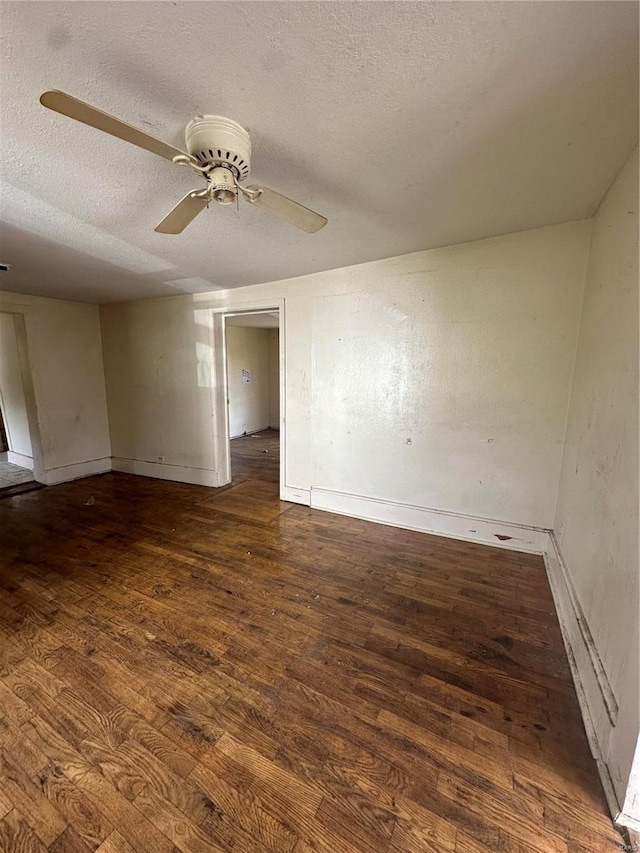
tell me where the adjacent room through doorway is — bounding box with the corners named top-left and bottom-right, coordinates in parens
top-left (0, 406), bottom-right (34, 491)
top-left (0, 312), bottom-right (36, 493)
top-left (224, 311), bottom-right (280, 487)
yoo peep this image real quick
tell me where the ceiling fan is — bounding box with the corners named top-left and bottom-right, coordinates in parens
top-left (39, 90), bottom-right (328, 235)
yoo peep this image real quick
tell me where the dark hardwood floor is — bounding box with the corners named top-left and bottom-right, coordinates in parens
top-left (0, 471), bottom-right (624, 852)
top-left (230, 429), bottom-right (280, 485)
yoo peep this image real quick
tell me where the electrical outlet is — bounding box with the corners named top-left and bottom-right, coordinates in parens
top-left (157, 455), bottom-right (165, 463)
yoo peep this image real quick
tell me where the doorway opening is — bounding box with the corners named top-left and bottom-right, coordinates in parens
top-left (0, 408), bottom-right (33, 490)
top-left (0, 313), bottom-right (39, 493)
top-left (223, 310), bottom-right (281, 488)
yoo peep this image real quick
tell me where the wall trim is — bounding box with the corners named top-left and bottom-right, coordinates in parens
top-left (543, 532), bottom-right (622, 821)
top-left (230, 425), bottom-right (271, 440)
top-left (282, 485), bottom-right (311, 505)
top-left (45, 456), bottom-right (112, 485)
top-left (618, 814), bottom-right (640, 836)
top-left (7, 451), bottom-right (33, 469)
top-left (618, 743), bottom-right (640, 834)
top-left (544, 532), bottom-right (618, 720)
top-left (309, 487), bottom-right (549, 553)
top-left (112, 457), bottom-right (219, 487)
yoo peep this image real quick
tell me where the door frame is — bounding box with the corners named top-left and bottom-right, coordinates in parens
top-left (0, 311), bottom-right (45, 483)
top-left (210, 299), bottom-right (285, 497)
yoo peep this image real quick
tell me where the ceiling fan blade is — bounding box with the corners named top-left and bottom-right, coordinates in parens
top-left (154, 192), bottom-right (209, 234)
top-left (40, 90), bottom-right (188, 162)
top-left (245, 185), bottom-right (327, 233)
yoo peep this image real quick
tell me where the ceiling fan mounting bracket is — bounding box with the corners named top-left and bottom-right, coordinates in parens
top-left (184, 115), bottom-right (251, 181)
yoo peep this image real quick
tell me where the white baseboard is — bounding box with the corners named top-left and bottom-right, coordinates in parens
top-left (282, 485), bottom-right (311, 505)
top-left (7, 451), bottom-right (33, 469)
top-left (309, 487), bottom-right (549, 553)
top-left (45, 457), bottom-right (111, 485)
top-left (543, 532), bottom-right (621, 820)
top-left (112, 457), bottom-right (219, 487)
top-left (618, 748), bottom-right (640, 833)
top-left (618, 813), bottom-right (640, 836)
top-left (230, 425), bottom-right (271, 440)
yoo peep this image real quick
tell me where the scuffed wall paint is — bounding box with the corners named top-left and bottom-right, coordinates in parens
top-left (103, 297), bottom-right (216, 471)
top-left (0, 290), bottom-right (111, 480)
top-left (226, 326), bottom-right (270, 438)
top-left (101, 220), bottom-right (591, 528)
top-left (554, 146), bottom-right (639, 805)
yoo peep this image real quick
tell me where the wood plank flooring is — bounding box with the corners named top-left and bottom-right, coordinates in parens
top-left (0, 459), bottom-right (35, 490)
top-left (0, 469), bottom-right (625, 852)
top-left (230, 429), bottom-right (280, 485)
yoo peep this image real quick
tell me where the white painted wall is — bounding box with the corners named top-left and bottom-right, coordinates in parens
top-left (0, 313), bottom-right (33, 466)
top-left (0, 291), bottom-right (111, 484)
top-left (553, 147), bottom-right (639, 815)
top-left (226, 326), bottom-right (270, 438)
top-left (101, 220), bottom-right (590, 530)
top-left (268, 329), bottom-right (280, 429)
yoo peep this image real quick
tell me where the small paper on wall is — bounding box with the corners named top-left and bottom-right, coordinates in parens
top-left (242, 369), bottom-right (250, 384)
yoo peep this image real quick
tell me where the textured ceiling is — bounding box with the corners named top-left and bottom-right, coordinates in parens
top-left (0, 1), bottom-right (638, 303)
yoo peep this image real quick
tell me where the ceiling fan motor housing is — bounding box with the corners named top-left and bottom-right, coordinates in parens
top-left (185, 115), bottom-right (251, 180)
